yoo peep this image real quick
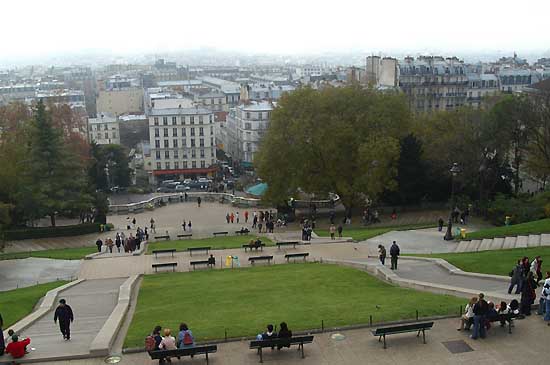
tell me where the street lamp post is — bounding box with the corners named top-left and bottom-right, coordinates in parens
top-left (444, 163), bottom-right (461, 241)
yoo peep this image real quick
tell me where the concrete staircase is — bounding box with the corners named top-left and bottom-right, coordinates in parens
top-left (454, 233), bottom-right (550, 253)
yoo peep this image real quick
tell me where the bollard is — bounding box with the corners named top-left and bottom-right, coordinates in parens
top-left (416, 310), bottom-right (419, 321)
top-left (369, 315), bottom-right (372, 327)
top-left (224, 328), bottom-right (227, 342)
top-left (460, 305), bottom-right (462, 316)
top-left (321, 320), bottom-right (324, 332)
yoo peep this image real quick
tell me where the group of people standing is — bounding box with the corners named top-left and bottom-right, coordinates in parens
top-left (508, 256), bottom-right (544, 315)
top-left (378, 241), bottom-right (401, 270)
top-left (96, 228), bottom-right (147, 254)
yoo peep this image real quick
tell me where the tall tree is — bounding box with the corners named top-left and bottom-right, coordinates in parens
top-left (21, 100), bottom-right (92, 226)
top-left (89, 143), bottom-right (132, 191)
top-left (255, 86), bottom-right (410, 215)
top-left (523, 89), bottom-right (550, 188)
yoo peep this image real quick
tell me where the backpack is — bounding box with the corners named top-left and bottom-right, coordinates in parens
top-left (183, 331), bottom-right (193, 346)
top-left (145, 335), bottom-right (156, 351)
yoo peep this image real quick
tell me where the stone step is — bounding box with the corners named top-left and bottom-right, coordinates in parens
top-left (502, 236), bottom-right (517, 250)
top-left (455, 240), bottom-right (470, 253)
top-left (489, 237), bottom-right (505, 250)
top-left (540, 234), bottom-right (550, 246)
top-left (467, 239), bottom-right (482, 252)
top-left (515, 236), bottom-right (529, 248)
top-left (527, 234), bottom-right (541, 247)
top-left (478, 238), bottom-right (493, 251)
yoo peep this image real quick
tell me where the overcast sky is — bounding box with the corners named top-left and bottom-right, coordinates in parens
top-left (1, 0), bottom-right (549, 62)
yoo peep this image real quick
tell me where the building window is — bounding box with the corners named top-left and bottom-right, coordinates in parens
top-left (155, 151), bottom-right (161, 160)
top-left (211, 99), bottom-right (214, 105)
top-left (165, 162), bottom-right (170, 169)
top-left (163, 117), bottom-right (168, 125)
top-left (104, 124), bottom-right (108, 130)
top-left (105, 132), bottom-right (109, 139)
top-left (164, 151), bottom-right (170, 159)
top-left (174, 161), bottom-right (179, 169)
top-left (174, 150), bottom-right (179, 159)
top-left (191, 149), bottom-right (196, 158)
top-left (154, 128), bottom-right (159, 137)
top-left (154, 117), bottom-right (159, 126)
top-left (192, 161), bottom-right (196, 168)
top-left (163, 128), bottom-right (169, 137)
top-left (210, 137), bottom-right (214, 146)
top-left (183, 150), bottom-right (187, 158)
top-left (181, 116), bottom-right (186, 125)
top-left (209, 115), bottom-right (213, 123)
top-left (200, 139), bottom-right (204, 147)
top-left (173, 139), bottom-right (179, 148)
top-left (172, 116), bottom-right (177, 125)
top-left (245, 122), bottom-right (251, 130)
top-left (258, 112), bottom-right (263, 120)
top-left (201, 160), bottom-right (206, 168)
top-left (183, 161), bottom-right (188, 168)
top-left (191, 139), bottom-right (195, 147)
top-left (173, 128), bottom-right (178, 137)
top-left (182, 139), bottom-right (187, 147)
top-left (155, 140), bottom-right (160, 148)
top-left (200, 149), bottom-right (205, 158)
top-left (210, 126), bottom-right (214, 135)
top-left (182, 128), bottom-right (186, 136)
top-left (199, 115), bottom-right (203, 124)
top-left (190, 116), bottom-right (194, 124)
top-left (199, 127), bottom-right (204, 136)
top-left (246, 112), bottom-right (250, 119)
top-left (211, 149), bottom-right (215, 157)
top-left (164, 140), bottom-right (169, 148)
top-left (190, 128), bottom-right (195, 136)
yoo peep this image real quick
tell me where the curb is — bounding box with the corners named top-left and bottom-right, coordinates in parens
top-left (89, 275), bottom-right (141, 356)
top-left (3, 279), bottom-right (84, 343)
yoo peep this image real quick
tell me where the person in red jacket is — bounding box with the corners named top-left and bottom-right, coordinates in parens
top-left (5, 335), bottom-right (30, 359)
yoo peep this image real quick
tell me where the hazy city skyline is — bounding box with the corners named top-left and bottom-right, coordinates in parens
top-left (2, 0), bottom-right (550, 67)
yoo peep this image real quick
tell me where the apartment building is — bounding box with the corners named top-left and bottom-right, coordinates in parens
top-left (146, 107), bottom-right (217, 183)
top-left (96, 87), bottom-right (144, 116)
top-left (88, 114), bottom-right (120, 145)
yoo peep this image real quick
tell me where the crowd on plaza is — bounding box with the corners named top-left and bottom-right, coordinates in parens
top-left (95, 228), bottom-right (147, 254)
top-left (508, 256), bottom-right (550, 318)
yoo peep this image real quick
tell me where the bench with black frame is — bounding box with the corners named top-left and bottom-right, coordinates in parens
top-left (249, 335), bottom-right (314, 363)
top-left (148, 344), bottom-right (217, 364)
top-left (190, 260), bottom-right (214, 270)
top-left (487, 313), bottom-right (519, 334)
top-left (277, 241), bottom-right (300, 249)
top-left (154, 235), bottom-right (170, 241)
top-left (152, 262), bottom-right (178, 273)
top-left (285, 252), bottom-right (309, 262)
top-left (243, 243), bottom-right (265, 252)
top-left (235, 230), bottom-right (250, 235)
top-left (177, 233), bottom-right (193, 239)
top-left (372, 321), bottom-right (434, 349)
top-left (212, 231), bottom-right (229, 236)
top-left (187, 246), bottom-right (211, 256)
top-left (152, 249), bottom-right (176, 258)
top-left (249, 255), bottom-right (273, 265)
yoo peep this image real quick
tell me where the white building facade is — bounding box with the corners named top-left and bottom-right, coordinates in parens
top-left (88, 114), bottom-right (120, 145)
top-left (146, 107), bottom-right (217, 183)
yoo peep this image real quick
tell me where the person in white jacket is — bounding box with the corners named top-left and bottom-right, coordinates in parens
top-left (458, 297), bottom-right (477, 331)
top-left (541, 272), bottom-right (550, 324)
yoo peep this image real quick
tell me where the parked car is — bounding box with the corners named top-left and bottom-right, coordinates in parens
top-left (175, 184), bottom-right (190, 192)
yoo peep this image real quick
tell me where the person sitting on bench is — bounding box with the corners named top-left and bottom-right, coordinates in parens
top-left (178, 323), bottom-right (195, 348)
top-left (277, 322), bottom-right (292, 350)
top-left (208, 255), bottom-right (216, 267)
top-left (458, 297), bottom-right (477, 331)
top-left (262, 324), bottom-right (277, 340)
top-left (239, 227), bottom-right (250, 234)
top-left (497, 301), bottom-right (509, 327)
top-left (158, 328), bottom-right (177, 362)
top-left (485, 302), bottom-right (498, 330)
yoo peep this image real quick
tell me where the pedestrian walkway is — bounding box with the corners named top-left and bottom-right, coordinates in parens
top-left (0, 278), bottom-right (127, 363)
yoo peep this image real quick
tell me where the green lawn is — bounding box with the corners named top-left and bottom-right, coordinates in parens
top-left (411, 246), bottom-right (550, 276)
top-left (146, 235), bottom-right (273, 254)
top-left (465, 218), bottom-right (550, 240)
top-left (0, 281), bottom-right (68, 327)
top-left (315, 223), bottom-right (436, 241)
top-left (0, 247), bottom-right (96, 261)
top-left (124, 263), bottom-right (464, 348)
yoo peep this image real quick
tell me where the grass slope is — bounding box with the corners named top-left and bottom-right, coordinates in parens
top-left (146, 235), bottom-right (273, 254)
top-left (0, 247), bottom-right (96, 261)
top-left (315, 223), bottom-right (436, 241)
top-left (465, 218), bottom-right (550, 240)
top-left (0, 281), bottom-right (68, 328)
top-left (125, 263), bottom-right (463, 348)
top-left (412, 246), bottom-right (550, 276)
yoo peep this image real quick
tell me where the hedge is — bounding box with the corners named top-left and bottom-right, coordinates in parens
top-left (1, 223), bottom-right (103, 241)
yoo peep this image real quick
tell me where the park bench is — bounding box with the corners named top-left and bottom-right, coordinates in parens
top-left (177, 233), bottom-right (193, 239)
top-left (277, 241), bottom-right (300, 249)
top-left (372, 321), bottom-right (434, 349)
top-left (243, 243), bottom-right (265, 252)
top-left (487, 313), bottom-right (519, 334)
top-left (285, 252), bottom-right (309, 262)
top-left (152, 249), bottom-right (176, 258)
top-left (212, 231), bottom-right (229, 236)
top-left (235, 230), bottom-right (250, 235)
top-left (249, 255), bottom-right (273, 265)
top-left (154, 235), bottom-right (170, 241)
top-left (149, 344), bottom-right (217, 365)
top-left (190, 260), bottom-right (214, 270)
top-left (187, 246), bottom-right (211, 256)
top-left (152, 262), bottom-right (177, 272)
top-left (249, 335), bottom-right (314, 363)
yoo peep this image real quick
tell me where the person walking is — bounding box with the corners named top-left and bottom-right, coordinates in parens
top-left (106, 237), bottom-right (114, 253)
top-left (470, 293), bottom-right (488, 340)
top-left (520, 271), bottom-right (538, 316)
top-left (508, 259), bottom-right (523, 294)
top-left (389, 241), bottom-right (400, 270)
top-left (337, 224), bottom-right (343, 238)
top-left (244, 211), bottom-right (249, 223)
top-left (236, 212), bottom-right (240, 224)
top-left (54, 299), bottom-right (74, 340)
top-left (197, 196), bottom-right (202, 207)
top-left (188, 220), bottom-right (192, 232)
top-left (230, 212), bottom-right (234, 224)
top-left (95, 238), bottom-right (103, 252)
top-left (115, 233), bottom-right (122, 253)
top-left (226, 213), bottom-right (230, 224)
top-left (378, 244), bottom-right (387, 266)
top-left (132, 217), bottom-right (136, 228)
top-left (438, 217), bottom-right (444, 232)
top-left (182, 219), bottom-right (186, 231)
top-left (541, 272), bottom-right (550, 325)
top-left (252, 214), bottom-right (258, 229)
top-left (329, 224), bottom-right (336, 240)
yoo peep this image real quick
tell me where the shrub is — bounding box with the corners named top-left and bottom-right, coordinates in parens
top-left (487, 192), bottom-right (550, 226)
top-left (1, 223), bottom-right (102, 241)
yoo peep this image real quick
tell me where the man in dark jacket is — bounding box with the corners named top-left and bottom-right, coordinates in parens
top-left (54, 299), bottom-right (74, 340)
top-left (389, 241), bottom-right (400, 270)
top-left (471, 293), bottom-right (488, 339)
top-left (508, 260), bottom-right (523, 294)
